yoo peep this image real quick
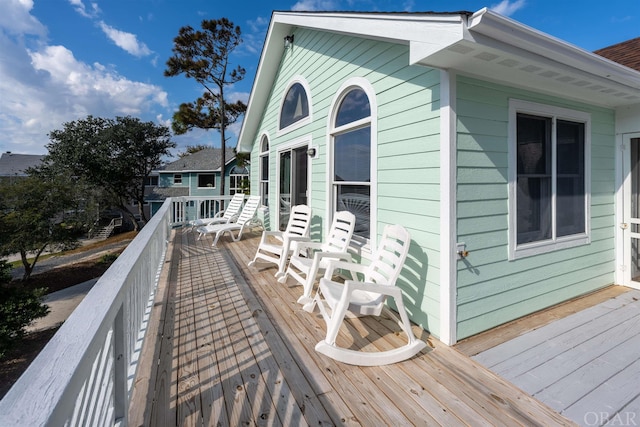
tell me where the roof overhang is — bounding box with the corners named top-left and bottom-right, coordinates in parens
top-left (237, 9), bottom-right (640, 152)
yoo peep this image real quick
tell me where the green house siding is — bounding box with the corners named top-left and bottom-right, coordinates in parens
top-left (455, 76), bottom-right (616, 339)
top-left (250, 28), bottom-right (442, 334)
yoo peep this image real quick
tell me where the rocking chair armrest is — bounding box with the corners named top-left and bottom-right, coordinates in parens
top-left (322, 259), bottom-right (367, 280)
top-left (343, 280), bottom-right (402, 299)
top-left (258, 230), bottom-right (284, 244)
top-left (313, 251), bottom-right (352, 263)
top-left (293, 240), bottom-right (324, 252)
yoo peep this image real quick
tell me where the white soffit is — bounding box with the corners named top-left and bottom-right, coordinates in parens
top-left (415, 8), bottom-right (640, 107)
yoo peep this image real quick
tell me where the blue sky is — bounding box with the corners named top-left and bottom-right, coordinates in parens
top-left (1, 0), bottom-right (638, 157)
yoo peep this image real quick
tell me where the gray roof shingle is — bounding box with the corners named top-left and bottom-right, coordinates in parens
top-left (0, 152), bottom-right (45, 177)
top-left (162, 148), bottom-right (235, 172)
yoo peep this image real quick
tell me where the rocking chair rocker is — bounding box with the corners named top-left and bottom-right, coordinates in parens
top-left (304, 224), bottom-right (426, 366)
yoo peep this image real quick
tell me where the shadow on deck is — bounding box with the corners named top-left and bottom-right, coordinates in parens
top-left (129, 228), bottom-right (574, 426)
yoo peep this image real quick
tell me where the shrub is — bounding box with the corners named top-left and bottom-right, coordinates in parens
top-left (0, 286), bottom-right (49, 359)
top-left (98, 253), bottom-right (119, 265)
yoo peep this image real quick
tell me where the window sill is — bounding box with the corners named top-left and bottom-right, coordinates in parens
top-left (509, 234), bottom-right (590, 260)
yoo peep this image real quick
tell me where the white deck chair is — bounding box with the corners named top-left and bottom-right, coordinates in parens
top-left (305, 224), bottom-right (426, 366)
top-left (248, 204), bottom-right (312, 278)
top-left (185, 193), bottom-right (244, 232)
top-left (196, 195), bottom-right (261, 246)
top-left (277, 211), bottom-right (356, 305)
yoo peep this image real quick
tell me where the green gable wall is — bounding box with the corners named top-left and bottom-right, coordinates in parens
top-left (249, 28), bottom-right (442, 335)
top-left (455, 75), bottom-right (616, 339)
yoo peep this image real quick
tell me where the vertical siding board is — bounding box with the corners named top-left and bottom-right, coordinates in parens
top-left (455, 75), bottom-right (616, 340)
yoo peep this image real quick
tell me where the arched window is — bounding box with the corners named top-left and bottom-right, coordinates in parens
top-left (229, 165), bottom-right (248, 195)
top-left (280, 82), bottom-right (309, 129)
top-left (331, 87), bottom-right (372, 239)
top-left (259, 135), bottom-right (269, 206)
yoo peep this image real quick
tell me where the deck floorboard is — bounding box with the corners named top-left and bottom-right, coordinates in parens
top-left (131, 228), bottom-right (574, 426)
top-left (468, 285), bottom-right (640, 426)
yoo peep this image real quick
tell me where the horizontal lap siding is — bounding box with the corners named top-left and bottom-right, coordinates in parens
top-left (456, 76), bottom-right (616, 339)
top-left (250, 29), bottom-right (442, 334)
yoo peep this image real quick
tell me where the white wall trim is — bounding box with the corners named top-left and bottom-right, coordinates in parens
top-left (439, 70), bottom-right (457, 345)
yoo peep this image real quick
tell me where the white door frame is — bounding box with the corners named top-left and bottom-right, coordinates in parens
top-left (275, 136), bottom-right (312, 229)
top-left (619, 132), bottom-right (640, 289)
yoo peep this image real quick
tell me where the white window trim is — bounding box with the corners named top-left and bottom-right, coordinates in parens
top-left (277, 76), bottom-right (313, 136)
top-left (327, 77), bottom-right (377, 252)
top-left (508, 99), bottom-right (591, 260)
top-left (259, 132), bottom-right (270, 207)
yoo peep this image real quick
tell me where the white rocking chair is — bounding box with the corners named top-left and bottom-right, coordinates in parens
top-left (248, 204), bottom-right (312, 277)
top-left (305, 224), bottom-right (426, 366)
top-left (277, 211), bottom-right (356, 305)
top-left (196, 195), bottom-right (261, 246)
top-left (185, 193), bottom-right (245, 232)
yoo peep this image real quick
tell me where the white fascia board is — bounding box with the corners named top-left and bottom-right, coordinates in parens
top-left (236, 16), bottom-right (291, 154)
top-left (274, 12), bottom-right (468, 66)
top-left (468, 8), bottom-right (640, 89)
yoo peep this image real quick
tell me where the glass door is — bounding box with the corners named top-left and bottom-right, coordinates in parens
top-left (623, 136), bottom-right (640, 289)
top-left (278, 146), bottom-right (308, 230)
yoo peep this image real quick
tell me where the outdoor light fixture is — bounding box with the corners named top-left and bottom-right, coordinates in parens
top-left (284, 35), bottom-right (294, 49)
top-left (307, 147), bottom-right (317, 157)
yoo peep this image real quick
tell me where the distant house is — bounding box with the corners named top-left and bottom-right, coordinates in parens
top-left (146, 147), bottom-right (248, 217)
top-left (0, 152), bottom-right (44, 182)
top-left (237, 9), bottom-right (640, 345)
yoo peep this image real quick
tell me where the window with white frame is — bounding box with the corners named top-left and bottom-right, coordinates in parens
top-left (229, 165), bottom-right (248, 195)
top-left (173, 174), bottom-right (182, 185)
top-left (197, 173), bottom-right (215, 188)
top-left (509, 99), bottom-right (590, 259)
top-left (259, 135), bottom-right (269, 206)
top-left (331, 87), bottom-right (372, 240)
top-left (280, 82), bottom-right (310, 130)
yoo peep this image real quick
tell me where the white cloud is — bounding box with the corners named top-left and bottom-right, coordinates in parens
top-left (490, 0), bottom-right (526, 17)
top-left (98, 21), bottom-right (152, 57)
top-left (67, 0), bottom-right (98, 18)
top-left (291, 0), bottom-right (339, 12)
top-left (0, 0), bottom-right (46, 36)
top-left (0, 36), bottom-right (167, 154)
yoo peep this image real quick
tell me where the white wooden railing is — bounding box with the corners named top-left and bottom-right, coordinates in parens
top-left (169, 194), bottom-right (238, 226)
top-left (0, 194), bottom-right (247, 426)
top-left (0, 199), bottom-right (173, 427)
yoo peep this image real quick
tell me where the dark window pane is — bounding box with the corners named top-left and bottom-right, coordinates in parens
top-left (198, 174), bottom-right (215, 187)
top-left (556, 177), bottom-right (585, 237)
top-left (517, 176), bottom-right (552, 244)
top-left (517, 114), bottom-right (551, 175)
top-left (334, 127), bottom-right (370, 182)
top-left (280, 83), bottom-right (309, 129)
top-left (557, 120), bottom-right (584, 175)
top-left (260, 155), bottom-right (269, 181)
top-left (336, 185), bottom-right (370, 238)
top-left (336, 89), bottom-right (370, 127)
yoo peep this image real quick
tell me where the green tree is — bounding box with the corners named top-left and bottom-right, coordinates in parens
top-left (0, 174), bottom-right (82, 281)
top-left (42, 115), bottom-right (175, 228)
top-left (165, 18), bottom-right (247, 198)
top-left (0, 258), bottom-right (49, 359)
top-left (177, 144), bottom-right (211, 158)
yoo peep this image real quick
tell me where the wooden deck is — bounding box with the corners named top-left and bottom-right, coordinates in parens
top-left (463, 286), bottom-right (640, 426)
top-left (129, 228), bottom-right (575, 426)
